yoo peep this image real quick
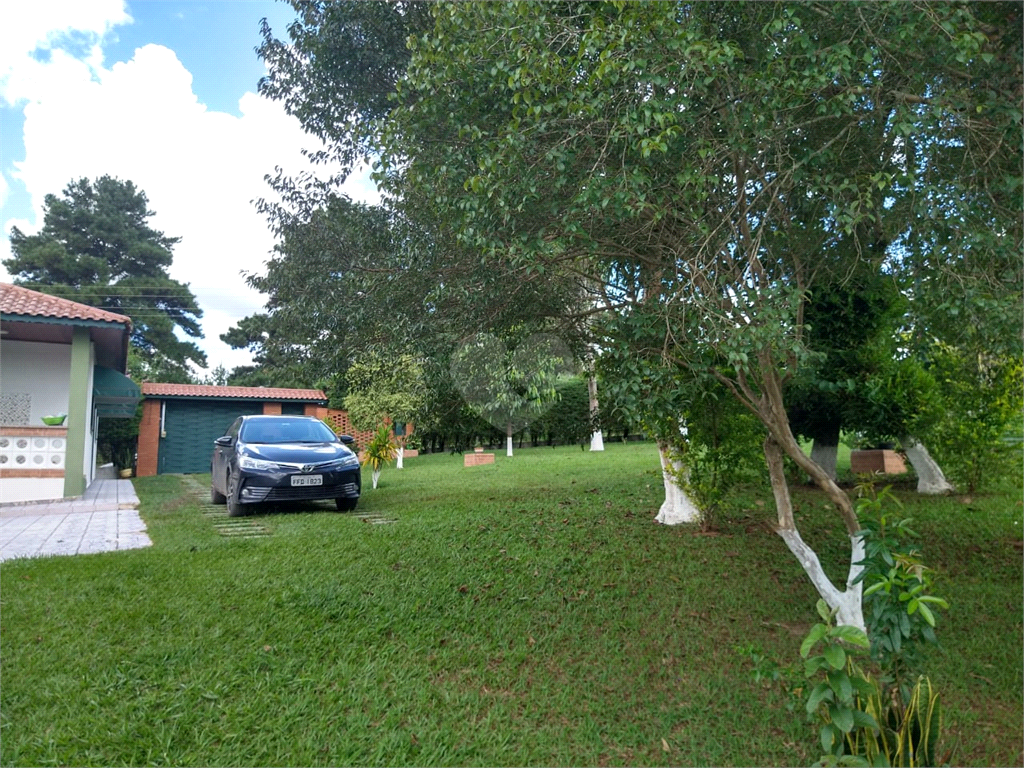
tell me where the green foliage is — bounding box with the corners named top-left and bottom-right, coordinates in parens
top-left (343, 351), bottom-right (427, 432)
top-left (449, 331), bottom-right (575, 437)
top-left (853, 483), bottom-right (948, 700)
top-left (530, 376), bottom-right (593, 447)
top-left (362, 424), bottom-right (398, 473)
top-left (927, 347), bottom-right (1023, 493)
top-left (4, 175), bottom-right (206, 380)
top-left (683, 389), bottom-right (766, 518)
top-left (800, 601), bottom-right (945, 768)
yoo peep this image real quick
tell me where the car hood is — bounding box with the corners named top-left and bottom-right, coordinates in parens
top-left (241, 442), bottom-right (356, 464)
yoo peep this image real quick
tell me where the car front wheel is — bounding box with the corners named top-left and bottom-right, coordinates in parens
top-left (335, 497), bottom-right (358, 512)
top-left (226, 473), bottom-right (246, 517)
top-left (211, 477), bottom-right (226, 505)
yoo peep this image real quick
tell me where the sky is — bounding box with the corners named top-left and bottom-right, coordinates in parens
top-left (0, 0), bottom-right (379, 375)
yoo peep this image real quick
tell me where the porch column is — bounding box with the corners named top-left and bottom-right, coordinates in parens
top-left (63, 327), bottom-right (91, 497)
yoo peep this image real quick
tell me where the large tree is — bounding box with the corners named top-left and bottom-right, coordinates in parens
top-left (254, 2), bottom-right (1021, 628)
top-left (368, 2), bottom-right (1021, 628)
top-left (5, 176), bottom-right (206, 382)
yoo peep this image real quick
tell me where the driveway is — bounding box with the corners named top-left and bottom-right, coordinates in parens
top-left (0, 479), bottom-right (151, 563)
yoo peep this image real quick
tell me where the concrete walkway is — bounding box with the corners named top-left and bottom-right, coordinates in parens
top-left (0, 479), bottom-right (152, 563)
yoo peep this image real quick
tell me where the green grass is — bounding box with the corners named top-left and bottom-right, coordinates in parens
top-left (1, 443), bottom-right (1021, 766)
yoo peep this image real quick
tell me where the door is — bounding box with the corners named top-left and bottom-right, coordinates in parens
top-left (158, 400), bottom-right (263, 474)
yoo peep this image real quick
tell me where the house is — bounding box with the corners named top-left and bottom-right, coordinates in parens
top-left (0, 282), bottom-right (140, 503)
top-left (135, 384), bottom-right (329, 475)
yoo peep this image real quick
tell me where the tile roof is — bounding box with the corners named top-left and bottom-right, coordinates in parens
top-left (141, 383), bottom-right (328, 402)
top-left (0, 282), bottom-right (131, 326)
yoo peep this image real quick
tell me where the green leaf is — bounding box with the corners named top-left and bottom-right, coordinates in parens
top-left (918, 601), bottom-right (936, 627)
top-left (801, 624), bottom-right (828, 658)
top-left (851, 709), bottom-right (879, 731)
top-left (828, 670), bottom-right (854, 702)
top-left (807, 682), bottom-right (834, 714)
top-left (832, 626), bottom-right (871, 649)
top-left (816, 599), bottom-right (833, 622)
top-left (830, 703), bottom-right (855, 733)
top-left (823, 644), bottom-right (847, 670)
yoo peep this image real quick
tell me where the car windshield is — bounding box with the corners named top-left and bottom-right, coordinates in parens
top-left (240, 418), bottom-right (338, 444)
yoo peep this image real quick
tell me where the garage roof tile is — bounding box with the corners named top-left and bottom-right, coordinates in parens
top-left (141, 383), bottom-right (327, 402)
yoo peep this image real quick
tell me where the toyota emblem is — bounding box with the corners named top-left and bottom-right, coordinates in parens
top-left (302, 464), bottom-right (314, 473)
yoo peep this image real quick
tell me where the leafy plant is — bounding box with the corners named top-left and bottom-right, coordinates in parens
top-left (800, 600), bottom-right (878, 766)
top-left (853, 482), bottom-right (949, 700)
top-left (361, 424), bottom-right (397, 489)
top-left (800, 600), bottom-right (946, 767)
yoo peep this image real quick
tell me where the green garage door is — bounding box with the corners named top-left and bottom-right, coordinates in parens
top-left (158, 400), bottom-right (265, 475)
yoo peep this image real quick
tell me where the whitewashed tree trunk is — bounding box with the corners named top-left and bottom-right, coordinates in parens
top-left (506, 421), bottom-right (514, 457)
top-left (588, 374), bottom-right (605, 451)
top-left (763, 432), bottom-right (866, 630)
top-left (396, 446), bottom-right (404, 470)
top-left (901, 436), bottom-right (954, 494)
top-left (809, 439), bottom-right (839, 482)
top-left (777, 529), bottom-right (866, 632)
top-left (372, 467), bottom-right (381, 489)
top-left (654, 442), bottom-right (701, 525)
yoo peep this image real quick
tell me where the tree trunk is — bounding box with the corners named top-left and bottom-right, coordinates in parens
top-left (809, 422), bottom-right (840, 481)
top-left (718, 352), bottom-right (865, 628)
top-left (372, 467), bottom-right (381, 489)
top-left (396, 446), bottom-right (404, 470)
top-left (654, 441), bottom-right (701, 525)
top-left (764, 434), bottom-right (865, 631)
top-left (506, 421), bottom-right (514, 457)
top-left (901, 436), bottom-right (954, 494)
top-left (588, 374), bottom-right (605, 452)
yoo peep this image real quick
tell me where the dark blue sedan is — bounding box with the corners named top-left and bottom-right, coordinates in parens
top-left (211, 415), bottom-right (361, 516)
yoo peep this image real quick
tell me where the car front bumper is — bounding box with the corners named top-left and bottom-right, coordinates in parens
top-left (236, 467), bottom-right (361, 505)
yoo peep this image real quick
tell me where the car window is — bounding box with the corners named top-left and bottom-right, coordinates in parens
top-left (226, 418), bottom-right (242, 440)
top-left (240, 418), bottom-right (337, 444)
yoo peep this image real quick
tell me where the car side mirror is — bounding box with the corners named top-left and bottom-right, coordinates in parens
top-left (338, 435), bottom-right (355, 446)
top-left (214, 436), bottom-right (233, 447)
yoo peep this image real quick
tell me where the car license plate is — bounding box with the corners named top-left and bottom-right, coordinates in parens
top-left (291, 475), bottom-right (323, 487)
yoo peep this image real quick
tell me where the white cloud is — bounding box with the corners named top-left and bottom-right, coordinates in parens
top-left (0, 0), bottom-right (131, 106)
top-left (1, 32), bottom-right (378, 374)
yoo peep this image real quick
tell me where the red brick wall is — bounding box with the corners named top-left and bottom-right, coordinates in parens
top-left (322, 409), bottom-right (376, 452)
top-left (464, 452), bottom-right (495, 467)
top-left (263, 402), bottom-right (282, 415)
top-left (136, 399), bottom-right (162, 477)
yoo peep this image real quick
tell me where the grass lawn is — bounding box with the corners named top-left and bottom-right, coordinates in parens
top-left (1, 442), bottom-right (1020, 766)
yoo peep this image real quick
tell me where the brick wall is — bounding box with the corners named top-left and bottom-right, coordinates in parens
top-left (263, 402), bottom-right (282, 415)
top-left (322, 409), bottom-right (376, 452)
top-left (136, 399), bottom-right (161, 477)
top-left (464, 452), bottom-right (495, 467)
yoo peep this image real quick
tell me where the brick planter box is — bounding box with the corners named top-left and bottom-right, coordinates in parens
top-left (850, 449), bottom-right (907, 475)
top-left (464, 452), bottom-right (495, 467)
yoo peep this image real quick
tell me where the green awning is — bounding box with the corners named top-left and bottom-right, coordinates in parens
top-left (93, 366), bottom-right (141, 418)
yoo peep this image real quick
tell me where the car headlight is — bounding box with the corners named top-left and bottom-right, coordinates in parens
top-left (321, 456), bottom-right (360, 471)
top-left (239, 456), bottom-right (282, 471)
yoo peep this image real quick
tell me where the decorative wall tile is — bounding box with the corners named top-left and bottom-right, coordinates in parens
top-left (0, 393), bottom-right (31, 425)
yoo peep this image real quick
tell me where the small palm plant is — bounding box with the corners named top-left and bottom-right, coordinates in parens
top-left (362, 424), bottom-right (398, 489)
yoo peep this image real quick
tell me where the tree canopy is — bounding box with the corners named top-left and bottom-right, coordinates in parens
top-left (248, 1), bottom-right (1022, 628)
top-left (5, 176), bottom-right (206, 382)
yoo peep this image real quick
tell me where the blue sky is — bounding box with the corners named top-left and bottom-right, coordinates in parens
top-left (0, 1), bottom-right (378, 373)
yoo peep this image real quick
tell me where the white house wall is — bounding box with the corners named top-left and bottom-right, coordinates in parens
top-left (0, 339), bottom-right (87, 504)
top-left (1, 478), bottom-right (65, 504)
top-left (0, 340), bottom-right (72, 424)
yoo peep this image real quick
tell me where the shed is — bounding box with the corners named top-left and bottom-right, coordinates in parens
top-left (136, 384), bottom-right (328, 475)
